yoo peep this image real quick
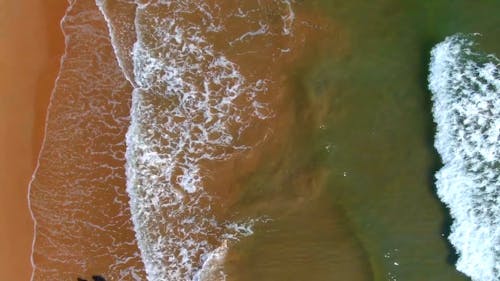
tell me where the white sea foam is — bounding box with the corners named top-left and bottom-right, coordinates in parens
top-left (429, 34), bottom-right (499, 281)
top-left (193, 240), bottom-right (229, 281)
top-left (96, 0), bottom-right (297, 280)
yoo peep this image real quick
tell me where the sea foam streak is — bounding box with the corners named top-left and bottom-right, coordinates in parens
top-left (429, 34), bottom-right (499, 281)
top-left (96, 1), bottom-right (296, 280)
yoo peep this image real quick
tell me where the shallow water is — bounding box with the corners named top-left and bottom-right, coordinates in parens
top-left (29, 0), bottom-right (499, 280)
top-left (29, 1), bottom-right (145, 279)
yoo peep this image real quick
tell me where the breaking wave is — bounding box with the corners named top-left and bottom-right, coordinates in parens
top-left (429, 34), bottom-right (499, 281)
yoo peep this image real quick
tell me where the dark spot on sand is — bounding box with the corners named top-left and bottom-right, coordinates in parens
top-left (77, 275), bottom-right (106, 281)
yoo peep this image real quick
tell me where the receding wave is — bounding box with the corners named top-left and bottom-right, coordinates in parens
top-left (429, 34), bottom-right (499, 281)
top-left (29, 0), bottom-right (145, 280)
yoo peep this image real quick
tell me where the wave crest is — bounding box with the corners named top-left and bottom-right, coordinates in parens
top-left (429, 34), bottom-right (499, 281)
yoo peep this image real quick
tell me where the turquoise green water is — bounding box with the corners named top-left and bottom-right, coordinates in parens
top-left (224, 1), bottom-right (499, 280)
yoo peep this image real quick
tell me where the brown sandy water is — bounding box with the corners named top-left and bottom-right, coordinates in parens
top-left (116, 2), bottom-right (367, 280)
top-left (0, 0), bottom-right (66, 279)
top-left (29, 0), bottom-right (364, 279)
top-left (29, 0), bottom-right (145, 280)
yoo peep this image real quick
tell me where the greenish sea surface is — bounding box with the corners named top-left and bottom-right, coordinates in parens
top-left (224, 1), bottom-right (499, 280)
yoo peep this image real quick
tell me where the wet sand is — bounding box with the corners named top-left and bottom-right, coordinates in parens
top-left (0, 0), bottom-right (66, 279)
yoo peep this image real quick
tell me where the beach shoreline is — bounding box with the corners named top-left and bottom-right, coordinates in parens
top-left (0, 0), bottom-right (66, 279)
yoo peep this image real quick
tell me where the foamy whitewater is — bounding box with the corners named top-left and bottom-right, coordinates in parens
top-left (95, 1), bottom-right (296, 280)
top-left (429, 34), bottom-right (499, 281)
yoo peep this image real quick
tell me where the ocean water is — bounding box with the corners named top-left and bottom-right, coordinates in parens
top-left (29, 0), bottom-right (499, 281)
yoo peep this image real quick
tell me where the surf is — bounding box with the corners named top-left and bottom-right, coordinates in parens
top-left (429, 34), bottom-right (499, 281)
top-left (98, 1), bottom-right (297, 280)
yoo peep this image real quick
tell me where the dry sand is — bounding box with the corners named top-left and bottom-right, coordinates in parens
top-left (0, 0), bottom-right (66, 279)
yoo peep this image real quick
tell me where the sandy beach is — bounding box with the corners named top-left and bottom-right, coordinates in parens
top-left (0, 0), bottom-right (66, 279)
